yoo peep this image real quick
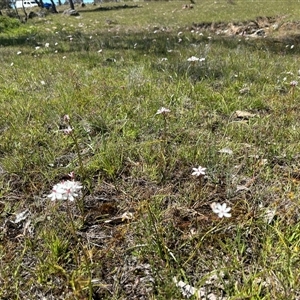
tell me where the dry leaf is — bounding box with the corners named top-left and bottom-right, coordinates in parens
top-left (218, 147), bottom-right (233, 155)
top-left (239, 87), bottom-right (250, 94)
top-left (104, 212), bottom-right (134, 224)
top-left (14, 210), bottom-right (30, 223)
top-left (263, 208), bottom-right (276, 224)
top-left (236, 185), bottom-right (250, 192)
top-left (234, 110), bottom-right (256, 119)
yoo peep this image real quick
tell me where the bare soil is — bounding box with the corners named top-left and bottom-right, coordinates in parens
top-left (192, 16), bottom-right (300, 39)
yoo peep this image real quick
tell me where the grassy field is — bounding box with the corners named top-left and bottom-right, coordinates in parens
top-left (1, 0), bottom-right (300, 299)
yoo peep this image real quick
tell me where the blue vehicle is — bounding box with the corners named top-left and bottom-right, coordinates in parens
top-left (43, 2), bottom-right (52, 8)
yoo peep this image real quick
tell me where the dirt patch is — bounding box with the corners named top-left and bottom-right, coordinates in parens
top-left (192, 16), bottom-right (300, 38)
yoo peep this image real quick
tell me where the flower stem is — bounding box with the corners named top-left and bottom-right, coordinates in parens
top-left (70, 131), bottom-right (85, 180)
top-left (65, 201), bottom-right (93, 299)
top-left (197, 176), bottom-right (203, 200)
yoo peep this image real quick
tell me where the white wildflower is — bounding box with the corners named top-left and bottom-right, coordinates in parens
top-left (156, 107), bottom-right (171, 115)
top-left (47, 183), bottom-right (66, 201)
top-left (192, 166), bottom-right (206, 177)
top-left (187, 56), bottom-right (200, 62)
top-left (48, 180), bottom-right (82, 201)
top-left (187, 56), bottom-right (205, 62)
top-left (211, 202), bottom-right (232, 218)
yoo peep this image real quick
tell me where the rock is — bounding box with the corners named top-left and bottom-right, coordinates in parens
top-left (28, 11), bottom-right (38, 18)
top-left (36, 11), bottom-right (46, 17)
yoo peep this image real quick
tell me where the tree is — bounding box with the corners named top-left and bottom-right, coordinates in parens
top-left (49, 0), bottom-right (58, 13)
top-left (34, 0), bottom-right (44, 8)
top-left (69, 0), bottom-right (74, 10)
top-left (0, 0), bottom-right (12, 9)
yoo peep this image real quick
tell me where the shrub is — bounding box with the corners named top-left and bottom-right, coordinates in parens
top-left (0, 15), bottom-right (20, 32)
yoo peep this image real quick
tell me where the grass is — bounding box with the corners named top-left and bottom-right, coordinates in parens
top-left (1, 0), bottom-right (300, 298)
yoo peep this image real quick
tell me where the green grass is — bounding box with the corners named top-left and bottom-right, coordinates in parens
top-left (1, 1), bottom-right (300, 299)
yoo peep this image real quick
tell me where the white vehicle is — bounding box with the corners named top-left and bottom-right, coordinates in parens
top-left (15, 0), bottom-right (38, 8)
